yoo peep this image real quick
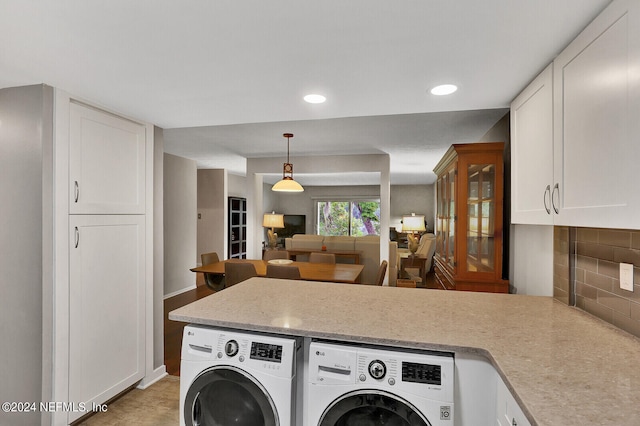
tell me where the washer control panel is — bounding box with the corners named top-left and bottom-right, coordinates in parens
top-left (368, 360), bottom-right (387, 380)
top-left (182, 325), bottom-right (298, 378)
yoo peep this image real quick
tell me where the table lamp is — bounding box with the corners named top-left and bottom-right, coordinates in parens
top-left (263, 212), bottom-right (285, 249)
top-left (402, 213), bottom-right (426, 256)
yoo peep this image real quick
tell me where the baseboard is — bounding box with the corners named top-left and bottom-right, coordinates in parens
top-left (137, 366), bottom-right (168, 389)
top-left (164, 284), bottom-right (197, 300)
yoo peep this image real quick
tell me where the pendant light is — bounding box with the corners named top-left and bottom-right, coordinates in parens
top-left (272, 133), bottom-right (304, 192)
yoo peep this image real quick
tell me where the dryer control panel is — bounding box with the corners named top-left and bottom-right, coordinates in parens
top-left (309, 341), bottom-right (455, 403)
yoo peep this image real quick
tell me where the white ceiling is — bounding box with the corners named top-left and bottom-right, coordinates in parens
top-left (1, 0), bottom-right (611, 184)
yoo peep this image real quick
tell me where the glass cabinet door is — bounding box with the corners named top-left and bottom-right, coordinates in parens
top-left (436, 177), bottom-right (444, 258)
top-left (447, 168), bottom-right (456, 269)
top-left (466, 164), bottom-right (495, 272)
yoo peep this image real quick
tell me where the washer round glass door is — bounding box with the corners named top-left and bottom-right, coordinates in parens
top-left (184, 366), bottom-right (278, 426)
top-left (318, 390), bottom-right (430, 426)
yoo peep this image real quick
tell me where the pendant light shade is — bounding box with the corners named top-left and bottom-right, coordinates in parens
top-left (272, 133), bottom-right (304, 192)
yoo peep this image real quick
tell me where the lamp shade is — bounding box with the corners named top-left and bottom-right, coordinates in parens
top-left (272, 177), bottom-right (304, 192)
top-left (402, 214), bottom-right (426, 233)
top-left (262, 212), bottom-right (285, 229)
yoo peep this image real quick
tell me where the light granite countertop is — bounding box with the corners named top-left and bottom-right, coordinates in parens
top-left (169, 277), bottom-right (640, 425)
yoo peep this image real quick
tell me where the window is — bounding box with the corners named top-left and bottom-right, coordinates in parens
top-left (316, 200), bottom-right (380, 236)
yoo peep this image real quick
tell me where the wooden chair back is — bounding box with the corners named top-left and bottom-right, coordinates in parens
top-left (224, 262), bottom-right (258, 287)
top-left (374, 260), bottom-right (388, 286)
top-left (266, 264), bottom-right (301, 280)
top-left (200, 252), bottom-right (224, 290)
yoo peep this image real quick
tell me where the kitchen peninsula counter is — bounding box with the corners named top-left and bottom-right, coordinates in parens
top-left (169, 278), bottom-right (640, 425)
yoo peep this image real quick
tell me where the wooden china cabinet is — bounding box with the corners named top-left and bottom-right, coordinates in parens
top-left (433, 142), bottom-right (509, 293)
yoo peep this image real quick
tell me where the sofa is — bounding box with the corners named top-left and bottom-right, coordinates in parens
top-left (284, 234), bottom-right (397, 286)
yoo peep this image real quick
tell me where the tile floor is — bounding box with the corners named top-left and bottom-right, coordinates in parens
top-left (77, 376), bottom-right (179, 425)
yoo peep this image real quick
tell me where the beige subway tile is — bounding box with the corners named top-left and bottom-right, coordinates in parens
top-left (583, 298), bottom-right (614, 323)
top-left (598, 229), bottom-right (631, 247)
top-left (576, 241), bottom-right (615, 261)
top-left (554, 226), bottom-right (569, 242)
top-left (576, 282), bottom-right (597, 300)
top-left (584, 270), bottom-right (614, 292)
top-left (597, 259), bottom-right (618, 278)
top-left (612, 282), bottom-right (640, 302)
top-left (631, 302), bottom-right (640, 321)
top-left (554, 274), bottom-right (569, 292)
top-left (613, 247), bottom-right (640, 265)
top-left (553, 287), bottom-right (569, 305)
top-left (555, 263), bottom-right (569, 281)
top-left (597, 290), bottom-right (631, 316)
top-left (576, 255), bottom-right (598, 273)
top-left (576, 227), bottom-right (598, 243)
top-left (612, 312), bottom-right (640, 339)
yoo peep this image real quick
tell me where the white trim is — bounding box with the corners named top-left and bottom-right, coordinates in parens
top-left (164, 284), bottom-right (197, 300)
top-left (137, 366), bottom-right (168, 389)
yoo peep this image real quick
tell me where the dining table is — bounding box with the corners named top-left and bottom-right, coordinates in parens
top-left (191, 259), bottom-right (365, 284)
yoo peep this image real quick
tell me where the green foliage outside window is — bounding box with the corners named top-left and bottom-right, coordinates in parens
top-left (317, 200), bottom-right (380, 236)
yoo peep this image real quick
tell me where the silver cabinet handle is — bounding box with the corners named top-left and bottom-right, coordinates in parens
top-left (551, 183), bottom-right (559, 214)
top-left (74, 181), bottom-right (79, 203)
top-left (543, 185), bottom-right (551, 215)
top-left (74, 226), bottom-right (79, 248)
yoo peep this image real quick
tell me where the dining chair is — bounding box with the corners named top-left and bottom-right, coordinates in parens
top-left (374, 260), bottom-right (388, 286)
top-left (309, 252), bottom-right (336, 264)
top-left (200, 252), bottom-right (225, 291)
top-left (266, 264), bottom-right (301, 280)
top-left (263, 250), bottom-right (290, 261)
top-left (225, 262), bottom-right (258, 287)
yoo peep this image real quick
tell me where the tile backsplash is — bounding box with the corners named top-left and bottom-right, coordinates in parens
top-left (554, 226), bottom-right (640, 338)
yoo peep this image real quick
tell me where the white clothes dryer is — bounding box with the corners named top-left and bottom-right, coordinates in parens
top-left (180, 325), bottom-right (302, 426)
top-left (306, 341), bottom-right (454, 426)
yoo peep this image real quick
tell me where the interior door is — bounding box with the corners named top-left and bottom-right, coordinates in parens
top-left (68, 215), bottom-right (145, 423)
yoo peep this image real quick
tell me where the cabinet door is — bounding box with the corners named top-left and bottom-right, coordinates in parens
top-left (68, 215), bottom-right (145, 423)
top-left (496, 378), bottom-right (531, 426)
top-left (553, 0), bottom-right (640, 228)
top-left (69, 102), bottom-right (146, 214)
top-left (511, 64), bottom-right (554, 225)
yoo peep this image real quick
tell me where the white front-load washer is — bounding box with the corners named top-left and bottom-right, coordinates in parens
top-left (307, 341), bottom-right (454, 426)
top-left (180, 325), bottom-right (302, 426)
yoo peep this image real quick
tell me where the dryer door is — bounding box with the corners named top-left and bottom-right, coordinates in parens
top-left (318, 390), bottom-right (431, 426)
top-left (184, 366), bottom-right (278, 426)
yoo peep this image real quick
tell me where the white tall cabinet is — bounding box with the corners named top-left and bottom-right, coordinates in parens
top-left (511, 0), bottom-right (640, 230)
top-left (52, 92), bottom-right (153, 425)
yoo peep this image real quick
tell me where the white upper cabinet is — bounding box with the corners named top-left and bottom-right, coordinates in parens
top-left (69, 102), bottom-right (146, 214)
top-left (512, 0), bottom-right (640, 229)
top-left (553, 0), bottom-right (640, 229)
top-left (511, 64), bottom-right (554, 225)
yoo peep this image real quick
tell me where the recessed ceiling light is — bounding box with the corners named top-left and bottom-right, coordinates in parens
top-left (430, 84), bottom-right (458, 96)
top-left (304, 94), bottom-right (326, 104)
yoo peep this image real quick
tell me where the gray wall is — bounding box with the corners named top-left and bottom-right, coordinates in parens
top-left (163, 153), bottom-right (197, 296)
top-left (0, 84), bottom-right (50, 426)
top-left (390, 185), bottom-right (435, 233)
top-left (197, 169), bottom-right (226, 262)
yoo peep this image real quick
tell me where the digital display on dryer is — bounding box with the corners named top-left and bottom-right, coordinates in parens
top-left (402, 362), bottom-right (441, 385)
top-left (250, 342), bottom-right (283, 363)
